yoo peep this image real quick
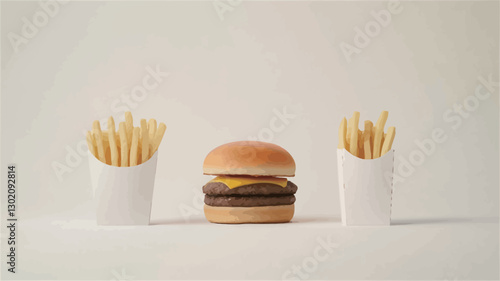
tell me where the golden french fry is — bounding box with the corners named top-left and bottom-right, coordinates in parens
top-left (86, 131), bottom-right (96, 157)
top-left (364, 120), bottom-right (374, 150)
top-left (105, 140), bottom-right (111, 164)
top-left (381, 126), bottom-right (396, 155)
top-left (119, 122), bottom-right (129, 167)
top-left (100, 132), bottom-right (111, 164)
top-left (371, 125), bottom-right (375, 146)
top-left (100, 130), bottom-right (113, 162)
top-left (102, 131), bottom-right (107, 141)
top-left (148, 119), bottom-right (157, 140)
top-left (346, 117), bottom-right (353, 145)
top-left (141, 119), bottom-right (149, 163)
top-left (349, 112), bottom-right (360, 157)
top-left (137, 137), bottom-right (142, 165)
top-left (117, 143), bottom-right (121, 166)
top-left (151, 123), bottom-right (166, 155)
top-left (382, 133), bottom-right (385, 151)
top-left (130, 127), bottom-right (140, 166)
top-left (364, 131), bottom-right (372, 159)
top-left (105, 146), bottom-right (111, 164)
top-left (93, 132), bottom-right (106, 163)
top-left (125, 111), bottom-right (133, 147)
top-left (363, 121), bottom-right (373, 159)
top-left (338, 117), bottom-right (347, 149)
top-left (92, 120), bottom-right (101, 132)
top-left (373, 111), bottom-right (388, 158)
top-left (108, 117), bottom-right (119, 166)
top-left (92, 121), bottom-right (106, 163)
top-left (358, 130), bottom-right (364, 159)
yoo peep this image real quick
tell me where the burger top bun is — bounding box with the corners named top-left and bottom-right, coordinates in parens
top-left (203, 141), bottom-right (296, 177)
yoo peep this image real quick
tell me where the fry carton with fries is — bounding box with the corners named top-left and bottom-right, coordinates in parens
top-left (86, 112), bottom-right (166, 225)
top-left (337, 111), bottom-right (396, 226)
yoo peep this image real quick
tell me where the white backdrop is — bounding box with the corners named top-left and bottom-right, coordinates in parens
top-left (1, 1), bottom-right (498, 280)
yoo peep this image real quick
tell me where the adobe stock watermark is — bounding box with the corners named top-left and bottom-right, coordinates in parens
top-left (248, 106), bottom-right (297, 142)
top-left (8, 0), bottom-right (69, 53)
top-left (110, 268), bottom-right (134, 281)
top-left (339, 0), bottom-right (403, 63)
top-left (178, 186), bottom-right (205, 222)
top-left (387, 74), bottom-right (498, 185)
top-left (51, 65), bottom-right (169, 182)
top-left (282, 235), bottom-right (339, 280)
top-left (213, 0), bottom-right (242, 21)
top-left (442, 263), bottom-right (460, 281)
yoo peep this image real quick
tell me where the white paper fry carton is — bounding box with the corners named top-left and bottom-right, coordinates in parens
top-left (337, 148), bottom-right (395, 226)
top-left (88, 151), bottom-right (158, 225)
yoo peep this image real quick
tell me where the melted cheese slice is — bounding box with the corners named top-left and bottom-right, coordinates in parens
top-left (210, 176), bottom-right (288, 189)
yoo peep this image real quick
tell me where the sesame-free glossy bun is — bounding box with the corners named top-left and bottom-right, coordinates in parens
top-left (203, 141), bottom-right (296, 177)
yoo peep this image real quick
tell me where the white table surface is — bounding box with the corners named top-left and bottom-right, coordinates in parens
top-left (9, 205), bottom-right (499, 280)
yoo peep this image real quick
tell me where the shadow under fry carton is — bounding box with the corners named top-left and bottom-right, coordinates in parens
top-left (337, 148), bottom-right (394, 226)
top-left (88, 151), bottom-right (158, 225)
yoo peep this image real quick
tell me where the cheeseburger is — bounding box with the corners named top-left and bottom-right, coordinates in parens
top-left (202, 141), bottom-right (297, 224)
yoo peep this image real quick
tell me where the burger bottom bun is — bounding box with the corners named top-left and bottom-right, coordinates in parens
top-left (203, 204), bottom-right (294, 224)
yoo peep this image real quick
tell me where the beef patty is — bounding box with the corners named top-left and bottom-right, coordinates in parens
top-left (203, 180), bottom-right (298, 207)
top-left (205, 194), bottom-right (296, 207)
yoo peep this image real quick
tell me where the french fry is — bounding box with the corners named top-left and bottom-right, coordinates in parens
top-left (141, 119), bottom-right (149, 163)
top-left (371, 125), bottom-right (375, 146)
top-left (105, 146), bottom-right (111, 164)
top-left (358, 130), bottom-right (364, 159)
top-left (349, 112), bottom-right (360, 157)
top-left (125, 111), bottom-right (133, 148)
top-left (346, 117), bottom-right (353, 146)
top-left (148, 119), bottom-right (157, 140)
top-left (92, 120), bottom-right (101, 132)
top-left (117, 143), bottom-right (121, 166)
top-left (102, 131), bottom-right (108, 142)
top-left (364, 120), bottom-right (374, 151)
top-left (338, 117), bottom-right (347, 149)
top-left (108, 117), bottom-right (119, 166)
top-left (130, 127), bottom-right (140, 166)
top-left (381, 126), bottom-right (396, 155)
top-left (104, 129), bottom-right (120, 144)
top-left (151, 123), bottom-right (166, 155)
top-left (364, 130), bottom-right (372, 159)
top-left (100, 131), bottom-right (111, 164)
top-left (86, 131), bottom-right (96, 157)
top-left (373, 111), bottom-right (388, 158)
top-left (382, 134), bottom-right (385, 152)
top-left (92, 121), bottom-right (106, 163)
top-left (363, 120), bottom-right (373, 159)
top-left (119, 122), bottom-right (129, 167)
top-left (137, 138), bottom-right (142, 165)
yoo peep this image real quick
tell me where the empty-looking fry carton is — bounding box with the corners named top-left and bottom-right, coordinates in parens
top-left (337, 148), bottom-right (394, 226)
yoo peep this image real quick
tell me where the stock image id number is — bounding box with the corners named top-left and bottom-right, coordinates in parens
top-left (8, 166), bottom-right (16, 216)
